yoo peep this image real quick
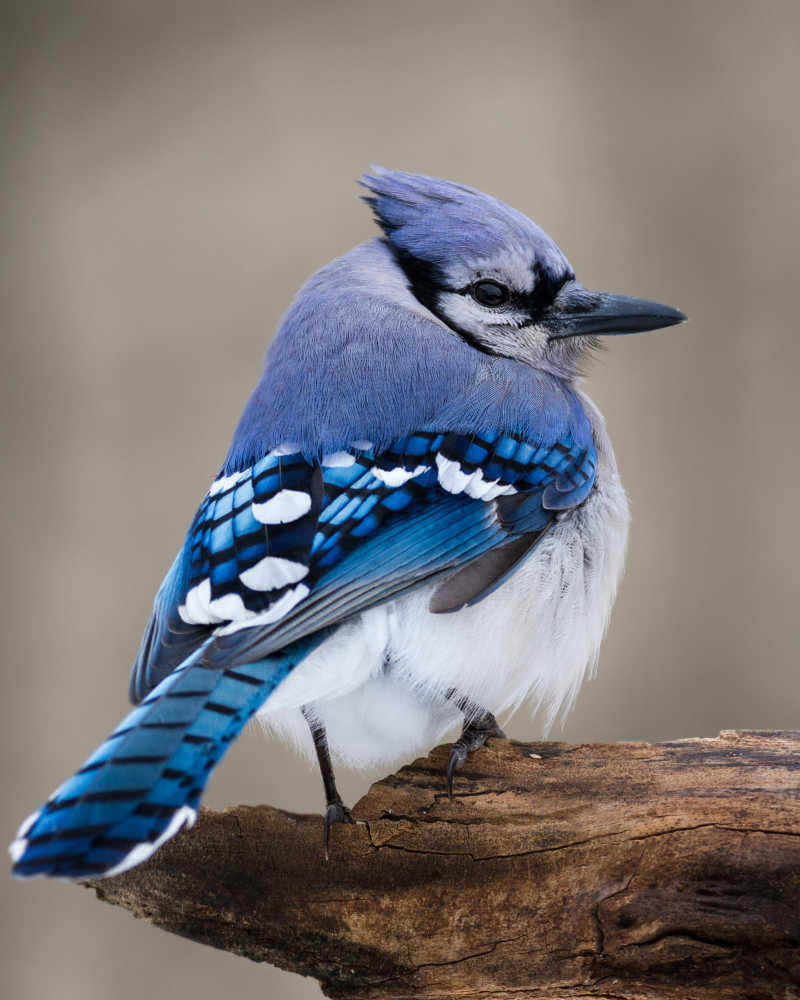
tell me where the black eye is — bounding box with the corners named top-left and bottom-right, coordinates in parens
top-left (471, 280), bottom-right (509, 307)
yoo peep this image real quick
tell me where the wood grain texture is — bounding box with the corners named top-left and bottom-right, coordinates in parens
top-left (87, 731), bottom-right (800, 999)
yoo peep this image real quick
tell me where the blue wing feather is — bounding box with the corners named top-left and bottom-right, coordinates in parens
top-left (209, 487), bottom-right (504, 666)
top-left (128, 551), bottom-right (211, 703)
top-left (129, 414), bottom-right (596, 695)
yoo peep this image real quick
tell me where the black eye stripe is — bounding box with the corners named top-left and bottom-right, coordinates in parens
top-left (386, 239), bottom-right (575, 357)
top-left (516, 268), bottom-right (575, 324)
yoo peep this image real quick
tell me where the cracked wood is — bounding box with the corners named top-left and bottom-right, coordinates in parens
top-left (86, 731), bottom-right (800, 999)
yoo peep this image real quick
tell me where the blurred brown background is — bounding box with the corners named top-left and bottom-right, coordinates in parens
top-left (2, 1), bottom-right (799, 998)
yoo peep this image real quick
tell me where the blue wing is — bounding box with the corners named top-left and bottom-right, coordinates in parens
top-left (130, 423), bottom-right (596, 698)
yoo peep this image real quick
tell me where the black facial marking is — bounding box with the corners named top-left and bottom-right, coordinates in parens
top-left (384, 239), bottom-right (573, 357)
top-left (519, 263), bottom-right (574, 326)
top-left (386, 244), bottom-right (504, 357)
top-left (385, 243), bottom-right (442, 317)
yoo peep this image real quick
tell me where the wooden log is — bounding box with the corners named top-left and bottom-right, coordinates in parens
top-left (87, 731), bottom-right (800, 999)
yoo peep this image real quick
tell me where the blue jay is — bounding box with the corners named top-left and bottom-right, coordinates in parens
top-left (10, 168), bottom-right (684, 879)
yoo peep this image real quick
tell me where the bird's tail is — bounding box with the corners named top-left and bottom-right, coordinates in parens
top-left (10, 639), bottom-right (315, 880)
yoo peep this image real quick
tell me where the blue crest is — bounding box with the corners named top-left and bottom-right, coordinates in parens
top-left (359, 166), bottom-right (569, 277)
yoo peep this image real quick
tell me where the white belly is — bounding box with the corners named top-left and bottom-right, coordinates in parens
top-left (258, 394), bottom-right (629, 770)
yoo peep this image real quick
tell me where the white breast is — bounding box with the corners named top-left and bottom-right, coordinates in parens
top-left (258, 391), bottom-right (630, 770)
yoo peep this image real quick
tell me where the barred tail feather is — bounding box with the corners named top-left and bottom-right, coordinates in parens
top-left (10, 638), bottom-right (317, 879)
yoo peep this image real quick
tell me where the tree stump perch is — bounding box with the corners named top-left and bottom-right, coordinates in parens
top-left (87, 731), bottom-right (800, 998)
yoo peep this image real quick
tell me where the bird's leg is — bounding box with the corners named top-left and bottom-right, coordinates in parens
top-left (301, 706), bottom-right (354, 858)
top-left (444, 689), bottom-right (506, 797)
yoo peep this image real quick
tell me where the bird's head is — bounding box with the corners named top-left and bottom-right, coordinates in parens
top-left (360, 167), bottom-right (685, 374)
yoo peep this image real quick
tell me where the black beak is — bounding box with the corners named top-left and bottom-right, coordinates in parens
top-left (545, 281), bottom-right (686, 340)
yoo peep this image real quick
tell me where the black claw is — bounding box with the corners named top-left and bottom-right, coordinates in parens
top-left (447, 742), bottom-right (469, 798)
top-left (324, 799), bottom-right (354, 860)
top-left (445, 713), bottom-right (506, 798)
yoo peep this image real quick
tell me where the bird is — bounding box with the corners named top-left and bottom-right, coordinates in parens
top-left (10, 167), bottom-right (685, 879)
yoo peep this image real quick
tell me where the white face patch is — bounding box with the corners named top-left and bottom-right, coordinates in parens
top-left (442, 244), bottom-right (539, 295)
top-left (437, 290), bottom-right (528, 331)
top-left (434, 288), bottom-right (550, 363)
top-left (428, 239), bottom-right (569, 365)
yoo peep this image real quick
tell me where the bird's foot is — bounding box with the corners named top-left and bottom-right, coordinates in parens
top-left (447, 714), bottom-right (505, 798)
top-left (324, 797), bottom-right (355, 860)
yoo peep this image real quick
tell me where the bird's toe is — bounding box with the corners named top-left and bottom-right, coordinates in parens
top-left (323, 800), bottom-right (354, 860)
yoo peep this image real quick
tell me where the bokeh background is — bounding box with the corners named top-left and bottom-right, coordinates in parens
top-left (3, 1), bottom-right (799, 997)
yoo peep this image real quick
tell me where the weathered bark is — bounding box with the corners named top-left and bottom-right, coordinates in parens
top-left (88, 731), bottom-right (800, 999)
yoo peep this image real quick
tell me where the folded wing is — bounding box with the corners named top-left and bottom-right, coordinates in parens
top-left (130, 424), bottom-right (596, 700)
